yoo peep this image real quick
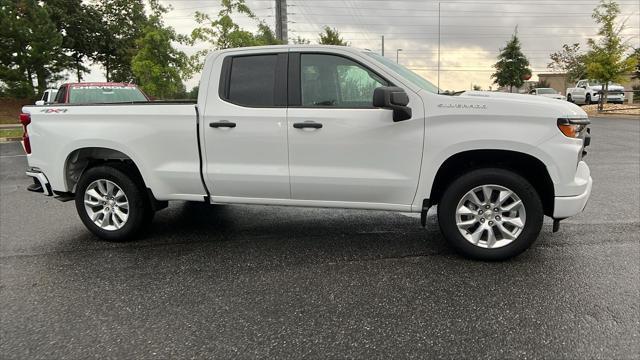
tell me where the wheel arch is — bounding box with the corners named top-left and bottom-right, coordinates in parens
top-left (428, 149), bottom-right (555, 216)
top-left (64, 147), bottom-right (145, 194)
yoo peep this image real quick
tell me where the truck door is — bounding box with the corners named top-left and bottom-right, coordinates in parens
top-left (287, 52), bottom-right (424, 205)
top-left (202, 52), bottom-right (290, 200)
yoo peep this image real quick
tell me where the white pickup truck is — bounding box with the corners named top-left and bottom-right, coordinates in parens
top-left (566, 79), bottom-right (626, 105)
top-left (21, 45), bottom-right (592, 260)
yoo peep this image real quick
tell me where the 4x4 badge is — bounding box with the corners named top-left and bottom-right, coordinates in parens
top-left (40, 108), bottom-right (68, 113)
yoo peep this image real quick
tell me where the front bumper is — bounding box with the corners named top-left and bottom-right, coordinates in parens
top-left (553, 161), bottom-right (592, 219)
top-left (592, 93), bottom-right (625, 102)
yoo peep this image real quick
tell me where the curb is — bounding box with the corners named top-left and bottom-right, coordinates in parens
top-left (0, 137), bottom-right (22, 143)
top-left (588, 113), bottom-right (640, 119)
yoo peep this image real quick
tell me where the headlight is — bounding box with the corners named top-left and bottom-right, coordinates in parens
top-left (557, 117), bottom-right (590, 138)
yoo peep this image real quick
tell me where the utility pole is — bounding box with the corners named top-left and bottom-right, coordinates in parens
top-left (396, 48), bottom-right (402, 63)
top-left (275, 0), bottom-right (288, 43)
top-left (381, 35), bottom-right (384, 56)
top-left (437, 1), bottom-right (441, 94)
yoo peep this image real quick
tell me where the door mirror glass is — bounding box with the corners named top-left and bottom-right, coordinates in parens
top-left (35, 100), bottom-right (45, 106)
top-left (373, 86), bottom-right (412, 122)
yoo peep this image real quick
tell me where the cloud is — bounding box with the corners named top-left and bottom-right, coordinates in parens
top-left (79, 0), bottom-right (640, 91)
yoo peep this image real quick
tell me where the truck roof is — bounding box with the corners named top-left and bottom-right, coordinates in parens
top-left (211, 44), bottom-right (370, 55)
top-left (67, 82), bottom-right (138, 87)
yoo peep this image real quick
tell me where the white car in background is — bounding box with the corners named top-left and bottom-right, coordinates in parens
top-left (566, 79), bottom-right (626, 105)
top-left (35, 88), bottom-right (58, 105)
top-left (529, 88), bottom-right (566, 101)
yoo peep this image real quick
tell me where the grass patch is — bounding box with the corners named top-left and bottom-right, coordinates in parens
top-left (0, 128), bottom-right (23, 138)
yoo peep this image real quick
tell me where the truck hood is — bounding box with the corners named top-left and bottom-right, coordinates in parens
top-left (589, 84), bottom-right (625, 92)
top-left (452, 90), bottom-right (587, 118)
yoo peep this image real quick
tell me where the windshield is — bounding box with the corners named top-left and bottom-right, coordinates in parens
top-left (365, 52), bottom-right (440, 94)
top-left (537, 88), bottom-right (557, 94)
top-left (69, 85), bottom-right (148, 104)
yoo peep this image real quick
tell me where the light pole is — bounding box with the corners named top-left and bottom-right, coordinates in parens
top-left (396, 48), bottom-right (402, 64)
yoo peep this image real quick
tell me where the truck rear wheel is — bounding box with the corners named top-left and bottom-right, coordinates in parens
top-left (437, 168), bottom-right (543, 261)
top-left (75, 164), bottom-right (153, 241)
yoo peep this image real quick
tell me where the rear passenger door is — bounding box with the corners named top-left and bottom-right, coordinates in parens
top-left (202, 51), bottom-right (290, 200)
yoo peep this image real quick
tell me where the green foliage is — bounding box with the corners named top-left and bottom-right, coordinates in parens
top-left (292, 36), bottom-right (311, 45)
top-left (548, 43), bottom-right (588, 83)
top-left (472, 84), bottom-right (483, 91)
top-left (491, 29), bottom-right (531, 92)
top-left (94, 0), bottom-right (148, 82)
top-left (630, 48), bottom-right (640, 79)
top-left (132, 27), bottom-right (193, 99)
top-left (44, 0), bottom-right (102, 82)
top-left (0, 0), bottom-right (68, 97)
top-left (190, 0), bottom-right (281, 71)
top-left (188, 86), bottom-right (199, 99)
top-left (585, 0), bottom-right (637, 106)
top-left (318, 27), bottom-right (347, 46)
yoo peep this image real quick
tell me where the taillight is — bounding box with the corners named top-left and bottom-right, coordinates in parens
top-left (19, 113), bottom-right (31, 154)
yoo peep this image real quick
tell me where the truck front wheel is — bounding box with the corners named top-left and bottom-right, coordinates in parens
top-left (437, 168), bottom-right (543, 261)
top-left (75, 164), bottom-right (153, 241)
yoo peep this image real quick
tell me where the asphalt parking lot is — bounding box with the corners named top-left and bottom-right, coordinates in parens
top-left (1, 117), bottom-right (638, 359)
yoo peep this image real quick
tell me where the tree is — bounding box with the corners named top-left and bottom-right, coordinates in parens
top-left (630, 48), bottom-right (640, 79)
top-left (0, 0), bottom-right (68, 97)
top-left (190, 0), bottom-right (281, 71)
top-left (491, 29), bottom-right (531, 92)
top-left (548, 43), bottom-right (588, 85)
top-left (318, 26), bottom-right (347, 46)
top-left (585, 0), bottom-right (637, 108)
top-left (44, 0), bottom-right (102, 82)
top-left (292, 36), bottom-right (310, 45)
top-left (472, 84), bottom-right (482, 91)
top-left (94, 0), bottom-right (148, 82)
top-left (131, 24), bottom-right (193, 99)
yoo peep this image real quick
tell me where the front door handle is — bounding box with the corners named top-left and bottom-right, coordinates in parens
top-left (210, 121), bottom-right (236, 128)
top-left (293, 122), bottom-right (323, 129)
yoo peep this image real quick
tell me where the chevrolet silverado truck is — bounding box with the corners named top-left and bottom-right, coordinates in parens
top-left (566, 79), bottom-right (625, 105)
top-left (20, 45), bottom-right (592, 260)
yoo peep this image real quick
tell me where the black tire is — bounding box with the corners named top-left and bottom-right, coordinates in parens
top-left (75, 163), bottom-right (153, 241)
top-left (437, 168), bottom-right (544, 261)
top-left (585, 94), bottom-right (592, 105)
top-left (567, 94), bottom-right (573, 103)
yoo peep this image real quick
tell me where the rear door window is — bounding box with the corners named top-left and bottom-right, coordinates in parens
top-left (227, 55), bottom-right (278, 107)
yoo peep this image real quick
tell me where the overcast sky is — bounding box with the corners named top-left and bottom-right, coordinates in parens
top-left (82, 0), bottom-right (640, 91)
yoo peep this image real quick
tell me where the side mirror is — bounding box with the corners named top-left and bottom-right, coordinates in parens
top-left (35, 100), bottom-right (45, 106)
top-left (373, 86), bottom-right (412, 122)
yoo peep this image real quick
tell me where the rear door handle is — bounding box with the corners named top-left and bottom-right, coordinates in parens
top-left (293, 122), bottom-right (323, 129)
top-left (210, 121), bottom-right (236, 128)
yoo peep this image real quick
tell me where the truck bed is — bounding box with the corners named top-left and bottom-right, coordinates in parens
top-left (23, 103), bottom-right (207, 201)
